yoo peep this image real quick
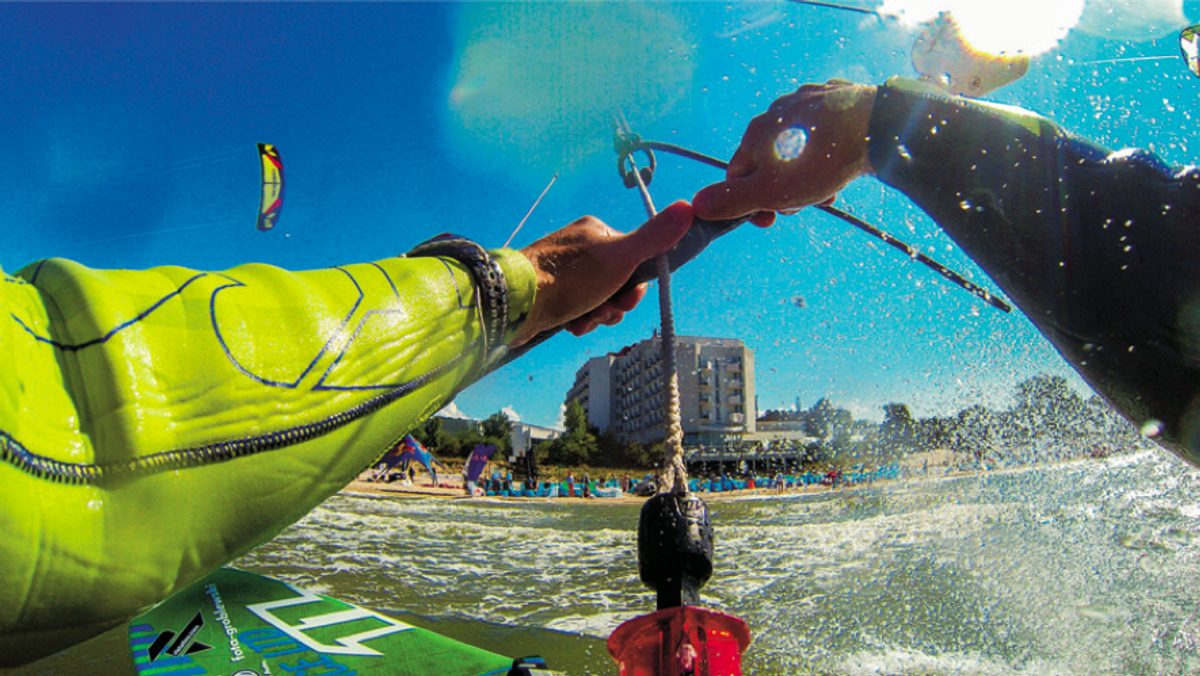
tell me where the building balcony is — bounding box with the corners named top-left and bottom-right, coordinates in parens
top-left (697, 422), bottom-right (746, 433)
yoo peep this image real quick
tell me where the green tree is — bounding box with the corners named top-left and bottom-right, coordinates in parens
top-left (564, 399), bottom-right (588, 435)
top-left (482, 411), bottom-right (514, 455)
top-left (1011, 374), bottom-right (1085, 441)
top-left (594, 428), bottom-right (639, 468)
top-left (1083, 394), bottom-right (1141, 445)
top-left (878, 403), bottom-right (918, 455)
top-left (544, 399), bottom-right (598, 466)
top-left (412, 416), bottom-right (455, 458)
top-left (451, 425), bottom-right (486, 459)
top-left (952, 404), bottom-right (1001, 460)
top-left (915, 416), bottom-right (954, 451)
top-left (804, 398), bottom-right (836, 438)
top-left (625, 441), bottom-right (654, 468)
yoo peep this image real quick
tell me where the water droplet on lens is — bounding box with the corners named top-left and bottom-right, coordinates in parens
top-left (1141, 419), bottom-right (1164, 438)
top-left (774, 126), bottom-right (807, 160)
top-left (1075, 602), bottom-right (1115, 622)
top-left (1166, 528), bottom-right (1194, 545)
top-left (1138, 553), bottom-right (1164, 573)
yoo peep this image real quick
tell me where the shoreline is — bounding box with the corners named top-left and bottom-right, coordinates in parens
top-left (341, 449), bottom-right (1084, 503)
top-left (340, 478), bottom-right (831, 503)
top-left (339, 463), bottom-right (977, 503)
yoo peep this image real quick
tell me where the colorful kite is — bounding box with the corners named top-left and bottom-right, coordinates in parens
top-left (374, 434), bottom-right (443, 483)
top-left (463, 444), bottom-right (497, 485)
top-left (1182, 25), bottom-right (1200, 78)
top-left (256, 143), bottom-right (284, 231)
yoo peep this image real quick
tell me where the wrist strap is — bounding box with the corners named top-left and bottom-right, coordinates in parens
top-left (406, 234), bottom-right (509, 368)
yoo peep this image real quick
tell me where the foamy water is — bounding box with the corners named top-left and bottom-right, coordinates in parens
top-left (229, 449), bottom-right (1200, 675)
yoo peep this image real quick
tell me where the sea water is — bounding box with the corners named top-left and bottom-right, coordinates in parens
top-left (9, 448), bottom-right (1200, 675)
top-left (233, 449), bottom-right (1200, 676)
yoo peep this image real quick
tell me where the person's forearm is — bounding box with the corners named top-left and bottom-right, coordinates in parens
top-left (867, 76), bottom-right (1200, 462)
top-left (0, 246), bottom-right (535, 664)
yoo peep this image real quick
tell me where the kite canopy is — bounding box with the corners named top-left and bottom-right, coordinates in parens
top-left (1182, 25), bottom-right (1200, 78)
top-left (376, 435), bottom-right (442, 481)
top-left (463, 444), bottom-right (497, 484)
top-left (256, 143), bottom-right (284, 231)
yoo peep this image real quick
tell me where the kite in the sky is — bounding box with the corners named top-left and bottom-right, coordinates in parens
top-left (256, 143), bottom-right (284, 231)
top-left (1182, 25), bottom-right (1200, 78)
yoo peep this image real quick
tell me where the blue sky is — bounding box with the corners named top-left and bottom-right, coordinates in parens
top-left (1, 2), bottom-right (1194, 428)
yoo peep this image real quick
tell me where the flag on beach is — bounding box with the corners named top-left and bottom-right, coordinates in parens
top-left (464, 444), bottom-right (497, 484)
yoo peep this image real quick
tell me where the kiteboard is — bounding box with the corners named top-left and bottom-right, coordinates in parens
top-left (128, 567), bottom-right (555, 676)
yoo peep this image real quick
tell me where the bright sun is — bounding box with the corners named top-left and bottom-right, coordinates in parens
top-left (879, 0), bottom-right (1086, 55)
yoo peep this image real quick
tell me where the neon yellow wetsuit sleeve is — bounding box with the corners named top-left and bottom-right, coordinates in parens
top-left (0, 249), bottom-right (536, 664)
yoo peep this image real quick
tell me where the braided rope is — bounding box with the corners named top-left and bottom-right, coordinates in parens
top-left (656, 253), bottom-right (687, 494)
top-left (620, 130), bottom-right (689, 495)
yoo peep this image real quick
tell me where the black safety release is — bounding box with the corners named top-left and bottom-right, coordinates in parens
top-left (637, 492), bottom-right (714, 610)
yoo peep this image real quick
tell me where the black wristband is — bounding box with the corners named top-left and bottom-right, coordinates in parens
top-left (406, 233), bottom-right (509, 364)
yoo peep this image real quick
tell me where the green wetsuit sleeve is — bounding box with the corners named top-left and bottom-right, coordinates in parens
top-left (0, 248), bottom-right (536, 664)
top-left (866, 77), bottom-right (1200, 460)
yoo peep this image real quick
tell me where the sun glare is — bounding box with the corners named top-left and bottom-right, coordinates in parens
top-left (879, 0), bottom-right (1086, 55)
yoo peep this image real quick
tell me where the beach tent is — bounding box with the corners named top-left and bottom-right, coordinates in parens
top-left (375, 434), bottom-right (443, 483)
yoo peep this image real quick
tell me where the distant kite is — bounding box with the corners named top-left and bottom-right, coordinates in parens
top-left (1182, 25), bottom-right (1200, 79)
top-left (791, 295), bottom-right (808, 309)
top-left (256, 143), bottom-right (284, 231)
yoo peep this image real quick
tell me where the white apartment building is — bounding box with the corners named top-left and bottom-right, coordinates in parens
top-left (566, 335), bottom-right (755, 446)
top-left (569, 354), bottom-right (616, 433)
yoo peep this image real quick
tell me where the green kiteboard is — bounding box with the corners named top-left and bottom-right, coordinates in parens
top-left (128, 568), bottom-right (549, 676)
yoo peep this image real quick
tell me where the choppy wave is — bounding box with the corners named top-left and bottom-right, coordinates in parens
top-left (237, 449), bottom-right (1200, 675)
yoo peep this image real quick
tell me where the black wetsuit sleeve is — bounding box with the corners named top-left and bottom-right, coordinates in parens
top-left (867, 78), bottom-right (1200, 321)
top-left (865, 78), bottom-right (1200, 456)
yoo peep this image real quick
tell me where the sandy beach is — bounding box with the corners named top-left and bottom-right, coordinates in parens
top-left (345, 468), bottom-right (945, 504)
top-left (341, 477), bottom-right (814, 503)
top-left (343, 477), bottom-right (469, 499)
top-left (340, 449), bottom-right (969, 503)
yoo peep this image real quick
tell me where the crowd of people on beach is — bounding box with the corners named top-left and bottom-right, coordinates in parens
top-left (369, 443), bottom-right (1120, 500)
top-left (468, 471), bottom-right (636, 498)
top-left (450, 464), bottom-right (907, 499)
